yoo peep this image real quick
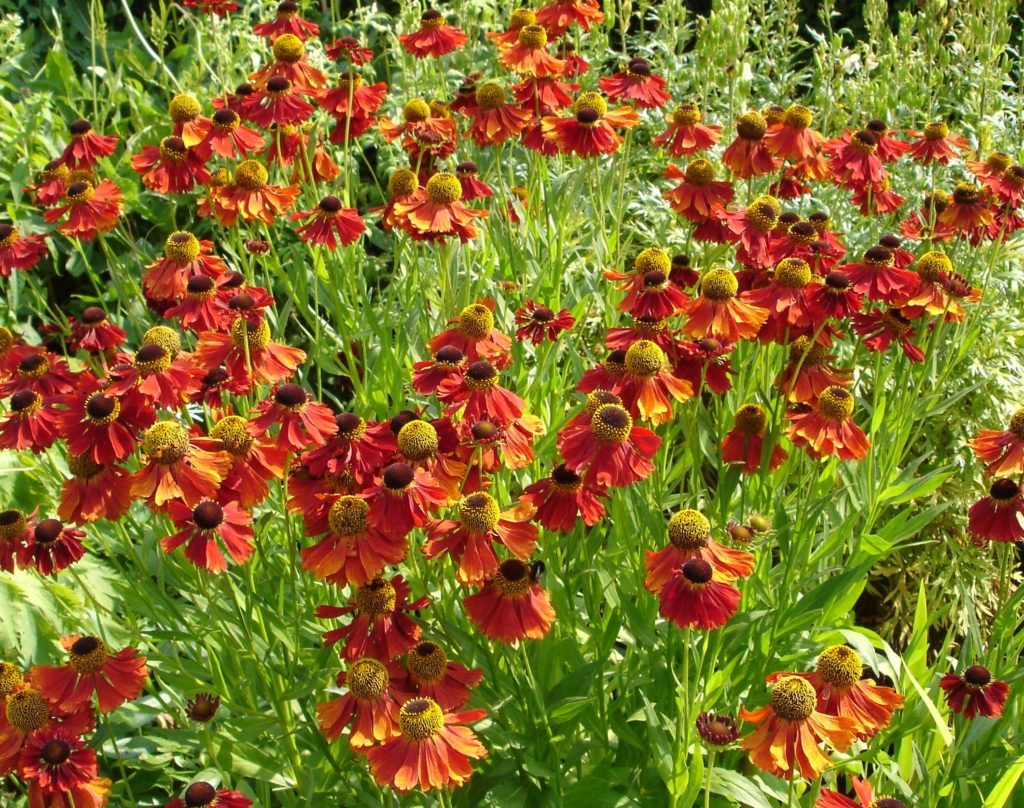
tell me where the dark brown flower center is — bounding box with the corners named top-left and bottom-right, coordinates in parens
top-left (34, 519), bottom-right (63, 544)
top-left (68, 119), bottom-right (93, 136)
top-left (85, 394), bottom-right (117, 420)
top-left (990, 477), bottom-right (1020, 501)
top-left (40, 739), bottom-right (72, 765)
top-left (266, 76), bottom-right (292, 94)
top-left (193, 501), bottom-right (224, 529)
top-left (681, 557), bottom-right (713, 584)
top-left (10, 390), bottom-right (40, 412)
top-left (275, 383), bottom-right (307, 407)
top-left (825, 271), bottom-right (851, 290)
top-left (185, 781), bottom-right (218, 806)
top-left (383, 462), bottom-right (415, 490)
top-left (71, 636), bottom-right (100, 655)
top-left (964, 665), bottom-right (991, 686)
top-left (319, 195), bottom-right (343, 213)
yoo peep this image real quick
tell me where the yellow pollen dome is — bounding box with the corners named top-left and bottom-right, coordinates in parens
top-left (0, 662), bottom-right (24, 696)
top-left (584, 389), bottom-right (622, 418)
top-left (517, 24), bottom-right (547, 49)
top-left (915, 251), bottom-right (952, 282)
top-left (1007, 407), bottom-right (1024, 438)
top-left (68, 636), bottom-right (108, 673)
top-left (685, 158), bottom-right (716, 186)
top-left (0, 326), bottom-right (13, 354)
top-left (272, 33), bottom-right (305, 63)
top-left (67, 181), bottom-right (95, 203)
top-left (591, 403), bottom-right (633, 443)
top-left (624, 340), bottom-right (665, 377)
top-left (134, 344), bottom-right (172, 375)
top-left (634, 247), bottom-right (670, 276)
top-left (495, 558), bottom-right (532, 596)
top-left (763, 105), bottom-right (786, 125)
top-left (355, 578), bottom-right (397, 615)
top-left (0, 509), bottom-right (27, 541)
top-left (5, 688), bottom-right (50, 733)
top-left (774, 257), bottom-right (812, 288)
top-left (230, 317), bottom-right (271, 351)
top-left (923, 121), bottom-right (949, 140)
top-left (509, 7), bottom-right (536, 28)
top-left (770, 676), bottom-right (817, 721)
top-left (736, 111), bottom-right (767, 140)
top-left (399, 697), bottom-right (445, 740)
top-left (421, 9), bottom-right (446, 28)
top-left (783, 104), bottom-right (812, 129)
top-left (211, 415), bottom-right (255, 456)
top-left (142, 421), bottom-right (190, 464)
top-left (39, 161), bottom-right (70, 182)
top-left (426, 172), bottom-right (463, 205)
top-left (788, 336), bottom-right (825, 365)
top-left (747, 196), bottom-right (781, 231)
top-left (668, 509), bottom-right (711, 550)
top-left (328, 495), bottom-right (370, 536)
top-left (234, 160), bottom-right (269, 190)
top-left (68, 169), bottom-right (94, 185)
top-left (459, 492), bottom-right (501, 533)
top-left (880, 308), bottom-right (912, 336)
top-left (733, 403), bottom-right (767, 436)
top-left (475, 81), bottom-right (507, 111)
top-left (850, 130), bottom-right (878, 153)
top-left (397, 420), bottom-right (439, 460)
top-left (408, 642), bottom-right (448, 684)
top-left (951, 182), bottom-right (982, 205)
top-left (815, 645), bottom-right (863, 688)
top-left (429, 99), bottom-right (450, 118)
top-left (347, 657), bottom-right (389, 699)
top-left (458, 303), bottom-right (494, 338)
top-left (164, 231), bottom-right (201, 265)
top-left (402, 98), bottom-right (431, 123)
top-left (388, 168), bottom-right (419, 198)
top-left (83, 392), bottom-right (120, 425)
top-left (209, 167), bottom-right (230, 187)
top-left (672, 103), bottom-right (702, 126)
top-left (700, 268), bottom-right (739, 301)
top-left (817, 386), bottom-right (855, 421)
top-left (168, 93), bottom-right (201, 122)
top-left (986, 151), bottom-right (1012, 172)
top-left (573, 91), bottom-right (607, 119)
top-left (142, 325), bottom-right (182, 358)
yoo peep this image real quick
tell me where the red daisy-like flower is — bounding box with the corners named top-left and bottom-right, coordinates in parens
top-left (615, 340), bottom-right (693, 425)
top-left (209, 414), bottom-right (287, 508)
top-left (317, 574), bottom-right (428, 662)
top-left (0, 348), bottom-right (78, 398)
top-left (605, 248), bottom-right (689, 319)
top-left (317, 657), bottom-right (405, 748)
top-left (826, 129), bottom-right (886, 189)
top-left (599, 58), bottom-right (670, 108)
top-left (437, 360), bottom-right (526, 425)
top-left (722, 112), bottom-right (779, 178)
top-left (162, 274), bottom-right (234, 332)
top-left (499, 25), bottom-right (565, 78)
top-left (674, 337), bottom-right (735, 395)
top-left (253, 1), bottom-right (319, 40)
top-left (681, 268), bottom-right (769, 342)
top-left (968, 476), bottom-right (1024, 544)
top-left (513, 76), bottom-right (578, 118)
top-left (29, 160), bottom-right (71, 207)
top-left (378, 99), bottom-right (459, 161)
top-left (467, 82), bottom-right (533, 146)
top-left (519, 463), bottom-right (606, 533)
top-left (785, 386), bottom-right (870, 461)
top-left (535, 0), bottom-right (604, 36)
top-left (301, 495), bottom-right (407, 588)
top-left (412, 346), bottom-right (466, 395)
top-left (32, 636), bottom-right (147, 714)
top-left (0, 509), bottom-right (32, 573)
top-left (193, 318), bottom-right (305, 389)
top-left (905, 121), bottom-right (969, 165)
top-left (429, 302), bottom-right (512, 368)
top-left (972, 408), bottom-right (1024, 478)
top-left (303, 412), bottom-right (396, 484)
top-left (816, 777), bottom-right (906, 808)
top-left (896, 250), bottom-right (963, 320)
top-left (742, 257), bottom-right (820, 343)
top-left (653, 103), bottom-right (721, 156)
top-left (805, 271), bottom-right (862, 322)
top-left (365, 697), bottom-right (487, 791)
top-left (59, 119), bottom-right (118, 169)
top-left (939, 182), bottom-right (995, 233)
top-left (393, 172), bottom-right (488, 243)
top-left (662, 160), bottom-right (734, 222)
top-left (163, 499), bottom-right (254, 572)
top-left (940, 665), bottom-right (1010, 719)
top-left (291, 196), bottom-right (366, 249)
top-left (0, 224), bottom-right (48, 277)
top-left (721, 403), bottom-right (788, 475)
top-left (106, 344), bottom-right (199, 410)
top-left (864, 118), bottom-right (909, 162)
top-left (182, 0), bottom-right (238, 15)
top-left (558, 402), bottom-right (661, 488)
top-left (243, 76), bottom-right (316, 128)
top-left (198, 108), bottom-right (265, 158)
top-left (724, 195), bottom-right (781, 270)
top-left (43, 179), bottom-right (121, 241)
top-left (322, 74), bottom-right (389, 142)
top-left (16, 518), bottom-right (86, 576)
top-left (556, 40), bottom-right (589, 76)
top-left (211, 159), bottom-right (300, 226)
top-left (454, 161), bottom-right (494, 201)
top-left (399, 9), bottom-right (468, 58)
top-left (657, 558), bottom-right (741, 630)
top-left (18, 727), bottom-right (97, 796)
top-left (0, 390), bottom-right (60, 453)
top-left (166, 782), bottom-right (252, 808)
top-left (58, 454), bottom-right (133, 526)
top-left (326, 35), bottom-right (374, 65)
top-left (764, 105), bottom-right (823, 161)
top-left (249, 384), bottom-right (337, 452)
top-left (851, 307), bottom-right (924, 363)
top-left (397, 640), bottom-right (482, 711)
top-left (644, 509), bottom-right (755, 595)
top-left (464, 558), bottom-right (555, 642)
top-left (513, 300), bottom-right (575, 344)
top-left (131, 421), bottom-right (231, 509)
top-left (837, 245), bottom-right (917, 303)
top-left (250, 34), bottom-right (327, 90)
top-left (143, 231), bottom-right (228, 303)
top-left (363, 462), bottom-right (448, 541)
top-left (423, 494), bottom-right (537, 585)
top-left (58, 385), bottom-right (154, 466)
top-left (542, 91), bottom-right (639, 157)
top-left (67, 307), bottom-right (125, 353)
top-left (131, 136), bottom-right (210, 194)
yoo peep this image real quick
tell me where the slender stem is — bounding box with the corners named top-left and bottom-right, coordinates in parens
top-left (703, 748), bottom-right (715, 808)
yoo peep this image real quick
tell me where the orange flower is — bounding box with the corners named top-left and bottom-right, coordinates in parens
top-left (970, 406), bottom-right (1024, 476)
top-left (59, 119), bottom-right (118, 169)
top-left (905, 121), bottom-right (969, 165)
top-left (212, 160), bottom-right (300, 226)
top-left (740, 675), bottom-right (857, 780)
top-left (938, 182), bottom-right (995, 232)
top-left (614, 340), bottom-right (692, 425)
top-left (499, 25), bottom-right (565, 77)
top-left (193, 318), bottom-right (305, 389)
top-left (785, 386), bottom-right (870, 461)
top-left (722, 112), bottom-right (779, 178)
top-left (598, 58), bottom-right (671, 109)
top-left (428, 302), bottom-right (512, 367)
top-left (767, 646), bottom-right (903, 740)
top-left (31, 636), bottom-right (147, 714)
top-left (776, 337), bottom-right (852, 405)
top-left (43, 179), bottom-right (121, 241)
top-left (398, 9), bottom-right (468, 58)
top-left (393, 172), bottom-right (487, 243)
top-left (721, 403), bottom-right (788, 475)
top-left (250, 34), bottom-right (327, 89)
top-left (644, 509), bottom-right (755, 595)
top-left (397, 640), bottom-right (482, 711)
top-left (463, 558), bottom-right (555, 642)
top-left (662, 160), bottom-right (734, 221)
top-left (317, 657), bottom-right (404, 748)
top-left (467, 82), bottom-right (533, 145)
top-left (364, 697), bottom-right (487, 792)
top-left (253, 1), bottom-right (320, 40)
top-left (542, 91), bottom-right (639, 157)
top-left (680, 268), bottom-right (769, 342)
top-left (131, 421), bottom-right (231, 509)
top-left (535, 0), bottom-right (604, 37)
top-left (764, 105), bottom-right (823, 161)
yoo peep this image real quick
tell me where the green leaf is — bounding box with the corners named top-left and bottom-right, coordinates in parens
top-left (982, 752), bottom-right (1024, 808)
